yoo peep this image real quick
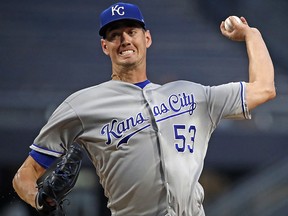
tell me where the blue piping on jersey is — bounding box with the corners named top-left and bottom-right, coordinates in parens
top-left (31, 143), bottom-right (64, 155)
top-left (240, 82), bottom-right (248, 119)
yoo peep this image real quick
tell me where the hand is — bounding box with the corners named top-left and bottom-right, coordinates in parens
top-left (35, 144), bottom-right (83, 216)
top-left (220, 16), bottom-right (250, 41)
top-left (35, 191), bottom-right (62, 216)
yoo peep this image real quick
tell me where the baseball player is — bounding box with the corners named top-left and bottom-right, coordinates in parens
top-left (13, 2), bottom-right (275, 216)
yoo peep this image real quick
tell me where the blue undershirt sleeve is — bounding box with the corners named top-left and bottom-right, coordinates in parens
top-left (29, 150), bottom-right (58, 169)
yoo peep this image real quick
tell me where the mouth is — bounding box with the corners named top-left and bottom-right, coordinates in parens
top-left (119, 49), bottom-right (135, 57)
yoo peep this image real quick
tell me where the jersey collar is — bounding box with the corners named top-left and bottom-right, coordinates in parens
top-left (134, 80), bottom-right (151, 89)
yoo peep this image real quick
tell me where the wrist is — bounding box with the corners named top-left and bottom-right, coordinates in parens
top-left (245, 28), bottom-right (261, 41)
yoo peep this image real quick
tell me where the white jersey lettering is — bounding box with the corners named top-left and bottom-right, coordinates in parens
top-left (101, 112), bottom-right (148, 145)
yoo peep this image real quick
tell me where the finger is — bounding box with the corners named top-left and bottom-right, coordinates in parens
top-left (220, 21), bottom-right (225, 31)
top-left (220, 21), bottom-right (229, 34)
top-left (229, 16), bottom-right (242, 27)
top-left (240, 16), bottom-right (248, 25)
top-left (220, 21), bottom-right (232, 39)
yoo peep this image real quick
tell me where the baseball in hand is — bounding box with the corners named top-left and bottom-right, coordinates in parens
top-left (224, 16), bottom-right (241, 32)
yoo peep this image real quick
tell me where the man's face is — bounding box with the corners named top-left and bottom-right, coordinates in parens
top-left (101, 21), bottom-right (152, 68)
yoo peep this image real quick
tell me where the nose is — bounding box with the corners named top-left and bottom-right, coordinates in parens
top-left (120, 32), bottom-right (131, 46)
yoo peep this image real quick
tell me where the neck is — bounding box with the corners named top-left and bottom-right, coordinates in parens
top-left (111, 64), bottom-right (147, 83)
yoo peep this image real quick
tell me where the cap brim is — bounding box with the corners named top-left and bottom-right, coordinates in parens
top-left (99, 18), bottom-right (145, 37)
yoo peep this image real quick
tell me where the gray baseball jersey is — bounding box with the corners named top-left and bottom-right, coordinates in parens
top-left (31, 80), bottom-right (250, 216)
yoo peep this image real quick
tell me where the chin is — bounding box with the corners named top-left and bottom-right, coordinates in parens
top-left (119, 60), bottom-right (137, 68)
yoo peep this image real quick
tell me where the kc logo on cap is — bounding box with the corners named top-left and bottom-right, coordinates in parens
top-left (111, 4), bottom-right (125, 16)
top-left (99, 2), bottom-right (146, 36)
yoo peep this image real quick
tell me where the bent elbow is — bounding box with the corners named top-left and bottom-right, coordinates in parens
top-left (12, 172), bottom-right (20, 191)
top-left (265, 85), bottom-right (276, 102)
top-left (247, 83), bottom-right (276, 110)
top-left (268, 86), bottom-right (276, 99)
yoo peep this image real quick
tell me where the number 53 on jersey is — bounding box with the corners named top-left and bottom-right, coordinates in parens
top-left (173, 124), bottom-right (196, 153)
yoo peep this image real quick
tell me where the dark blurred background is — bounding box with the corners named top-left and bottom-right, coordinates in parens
top-left (1, 0), bottom-right (287, 215)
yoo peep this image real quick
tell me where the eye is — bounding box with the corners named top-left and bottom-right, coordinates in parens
top-left (106, 32), bottom-right (120, 41)
top-left (128, 29), bottom-right (137, 36)
top-left (111, 33), bottom-right (119, 38)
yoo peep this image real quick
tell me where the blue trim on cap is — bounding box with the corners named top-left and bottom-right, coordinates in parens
top-left (29, 150), bottom-right (57, 169)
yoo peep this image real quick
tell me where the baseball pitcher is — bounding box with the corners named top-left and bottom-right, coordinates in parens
top-left (13, 2), bottom-right (275, 216)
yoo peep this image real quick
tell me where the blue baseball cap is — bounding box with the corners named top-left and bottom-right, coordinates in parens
top-left (99, 2), bottom-right (146, 37)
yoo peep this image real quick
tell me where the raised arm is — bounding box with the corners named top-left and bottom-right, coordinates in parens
top-left (13, 156), bottom-right (46, 208)
top-left (220, 16), bottom-right (276, 110)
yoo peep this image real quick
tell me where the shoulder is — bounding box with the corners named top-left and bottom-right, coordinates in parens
top-left (162, 80), bottom-right (206, 91)
top-left (64, 80), bottom-right (117, 103)
top-left (158, 80), bottom-right (244, 98)
top-left (64, 80), bottom-right (154, 104)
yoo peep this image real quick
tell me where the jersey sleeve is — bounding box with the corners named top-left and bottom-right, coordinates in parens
top-left (205, 82), bottom-right (251, 125)
top-left (30, 101), bottom-right (83, 157)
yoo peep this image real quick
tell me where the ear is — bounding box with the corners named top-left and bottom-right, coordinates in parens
top-left (145, 30), bottom-right (152, 48)
top-left (101, 39), bottom-right (110, 56)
